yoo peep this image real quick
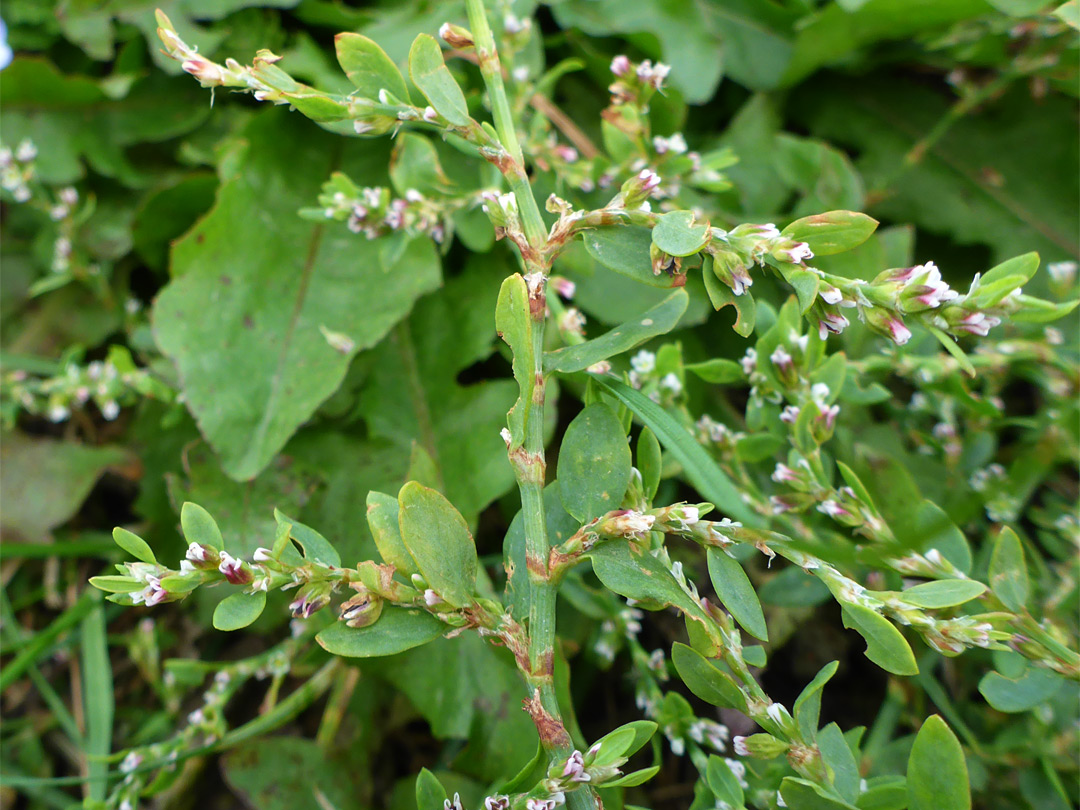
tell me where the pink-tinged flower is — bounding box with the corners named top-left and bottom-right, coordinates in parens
top-left (954, 311), bottom-right (1001, 337)
top-left (253, 547), bottom-right (274, 562)
top-left (733, 736), bottom-right (750, 756)
top-left (181, 56), bottom-right (226, 86)
top-left (769, 495), bottom-right (797, 515)
top-left (639, 168), bottom-right (661, 191)
top-left (562, 750), bottom-right (590, 781)
top-left (817, 500), bottom-right (849, 519)
top-left (610, 54), bottom-right (632, 77)
top-left (218, 552), bottom-right (252, 585)
top-left (817, 312), bottom-right (850, 339)
top-left (773, 241), bottom-right (814, 264)
top-left (485, 797), bottom-right (510, 810)
top-left (772, 463), bottom-right (799, 484)
top-left (885, 316), bottom-right (912, 344)
top-left (423, 589), bottom-right (441, 607)
top-left (819, 403), bottom-right (840, 431)
top-left (819, 285), bottom-right (844, 305)
top-left (554, 144), bottom-right (578, 163)
top-left (739, 348), bottom-right (757, 376)
top-left (780, 405), bottom-right (800, 424)
top-left (770, 346), bottom-right (793, 371)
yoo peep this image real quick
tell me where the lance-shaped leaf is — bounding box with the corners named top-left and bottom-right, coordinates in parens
top-left (707, 548), bottom-right (767, 641)
top-left (398, 482), bottom-right (478, 608)
top-left (899, 579), bottom-right (986, 609)
top-left (989, 526), bottom-right (1029, 611)
top-left (793, 660), bottom-right (839, 740)
top-left (588, 375), bottom-right (758, 525)
top-left (544, 289), bottom-right (688, 374)
top-left (316, 606), bottom-right (445, 657)
top-left (408, 34), bottom-right (470, 126)
top-left (670, 642), bottom-right (748, 712)
top-left (335, 33), bottom-right (409, 102)
top-left (154, 111), bottom-right (440, 481)
top-left (496, 274), bottom-right (534, 449)
top-left (781, 210), bottom-right (878, 255)
top-left (558, 403), bottom-right (631, 522)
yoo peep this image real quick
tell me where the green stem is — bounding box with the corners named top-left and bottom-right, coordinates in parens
top-left (464, 0), bottom-right (546, 250)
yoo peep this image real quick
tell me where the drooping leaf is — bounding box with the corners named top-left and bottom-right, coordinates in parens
top-left (213, 591), bottom-right (267, 631)
top-left (155, 110), bottom-right (440, 481)
top-left (706, 548), bottom-right (767, 641)
top-left (670, 642), bottom-right (748, 712)
top-left (557, 403), bottom-right (632, 523)
top-left (840, 604), bottom-right (918, 676)
top-left (908, 715), bottom-right (971, 810)
top-left (544, 289), bottom-right (688, 374)
top-left (316, 606), bottom-right (445, 657)
top-left (398, 482), bottom-right (478, 608)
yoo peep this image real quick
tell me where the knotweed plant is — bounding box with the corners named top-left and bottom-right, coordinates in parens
top-left (4, 2), bottom-right (1072, 809)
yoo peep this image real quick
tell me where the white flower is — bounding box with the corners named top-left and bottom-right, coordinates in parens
top-left (780, 405), bottom-right (800, 424)
top-left (443, 793), bottom-right (463, 810)
top-left (630, 349), bottom-right (655, 374)
top-left (253, 547), bottom-right (274, 562)
top-left (766, 702), bottom-right (786, 725)
top-left (100, 400), bottom-right (120, 421)
top-left (770, 346), bottom-right (792, 369)
top-left (15, 139), bottom-right (37, 162)
top-left (610, 54), bottom-right (631, 76)
top-left (733, 735), bottom-right (749, 756)
top-left (659, 372), bottom-right (682, 394)
top-left (810, 382), bottom-right (830, 404)
top-left (819, 285), bottom-right (843, 305)
top-left (740, 348), bottom-right (757, 376)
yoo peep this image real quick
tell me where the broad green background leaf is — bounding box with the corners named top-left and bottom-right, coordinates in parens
top-left (908, 715), bottom-right (971, 810)
top-left (221, 736), bottom-right (355, 810)
top-left (544, 289), bottom-right (688, 374)
top-left (0, 433), bottom-right (127, 543)
top-left (155, 109), bottom-right (441, 481)
top-left (358, 256), bottom-right (526, 523)
top-left (316, 606), bottom-right (445, 657)
top-left (398, 481), bottom-right (477, 608)
top-left (557, 403), bottom-right (632, 522)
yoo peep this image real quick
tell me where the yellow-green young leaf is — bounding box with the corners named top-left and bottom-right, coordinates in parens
top-left (545, 289), bottom-right (689, 374)
top-left (334, 33), bottom-right (409, 102)
top-left (908, 715), bottom-right (970, 810)
top-left (408, 34), bottom-right (470, 126)
top-left (840, 604), bottom-right (918, 676)
top-left (637, 426), bottom-right (662, 502)
top-left (181, 501), bottom-right (223, 550)
top-left (112, 527), bottom-right (156, 564)
top-left (1054, 0), bottom-right (1079, 29)
top-left (558, 403), bottom-right (632, 522)
top-left (397, 482), bottom-right (477, 608)
top-left (702, 260), bottom-right (756, 337)
top-left (366, 491), bottom-right (416, 575)
top-left (213, 591), bottom-right (267, 631)
top-left (685, 358), bottom-right (744, 383)
top-left (780, 210), bottom-right (878, 255)
top-left (602, 766), bottom-right (661, 788)
top-left (793, 660), bottom-right (839, 740)
top-left (495, 274), bottom-right (534, 449)
top-left (88, 576), bottom-right (143, 594)
top-left (707, 548), bottom-right (767, 641)
top-left (652, 210), bottom-right (712, 257)
top-left (989, 527), bottom-right (1029, 611)
top-left (899, 579), bottom-right (987, 609)
top-left (316, 606), bottom-right (444, 657)
top-left (671, 642), bottom-right (748, 712)
top-left (979, 251), bottom-right (1039, 287)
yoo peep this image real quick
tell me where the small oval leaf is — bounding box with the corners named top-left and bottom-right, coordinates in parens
top-left (707, 548), bottom-right (767, 641)
top-left (780, 210), bottom-right (878, 255)
top-left (113, 527), bottom-right (157, 564)
top-left (181, 502), bottom-right (223, 550)
top-left (398, 482), bottom-right (477, 608)
top-left (557, 403), bottom-right (632, 523)
top-left (213, 591), bottom-right (267, 631)
top-left (908, 715), bottom-right (970, 810)
top-left (316, 606), bottom-right (445, 657)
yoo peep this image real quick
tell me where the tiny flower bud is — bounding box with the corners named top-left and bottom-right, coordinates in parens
top-left (439, 22), bottom-right (474, 49)
top-left (735, 732), bottom-right (790, 759)
top-left (218, 551), bottom-right (253, 585)
top-left (771, 240), bottom-right (814, 264)
top-left (610, 55), bottom-right (632, 77)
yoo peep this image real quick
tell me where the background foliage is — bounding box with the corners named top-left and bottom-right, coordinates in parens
top-left (1, 1), bottom-right (1077, 809)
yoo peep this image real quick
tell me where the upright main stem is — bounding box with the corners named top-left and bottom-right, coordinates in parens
top-left (465, 2), bottom-right (595, 806)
